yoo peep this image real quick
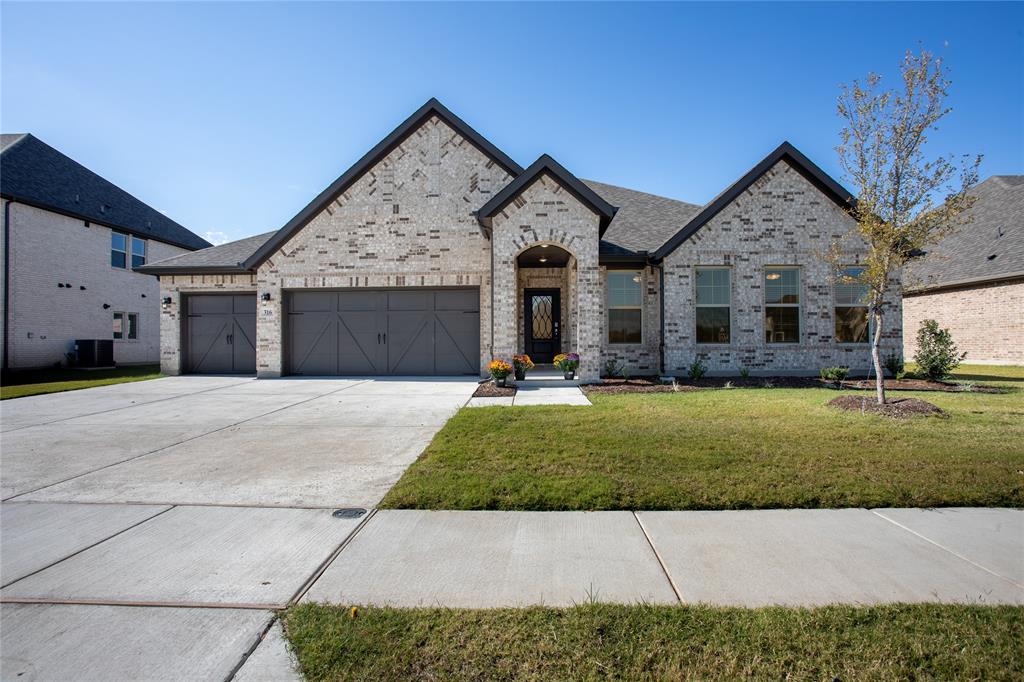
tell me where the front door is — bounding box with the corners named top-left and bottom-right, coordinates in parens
top-left (524, 288), bottom-right (561, 363)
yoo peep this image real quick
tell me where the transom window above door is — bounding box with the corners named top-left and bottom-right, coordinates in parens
top-left (607, 271), bottom-right (642, 344)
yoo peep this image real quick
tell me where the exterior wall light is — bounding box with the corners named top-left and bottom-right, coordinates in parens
top-left (261, 292), bottom-right (272, 302)
top-left (161, 296), bottom-right (172, 308)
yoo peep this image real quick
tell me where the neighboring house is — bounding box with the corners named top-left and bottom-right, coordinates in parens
top-left (1, 134), bottom-right (211, 370)
top-left (140, 98), bottom-right (901, 381)
top-left (903, 175), bottom-right (1023, 365)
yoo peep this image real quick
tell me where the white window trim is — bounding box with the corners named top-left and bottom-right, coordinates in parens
top-left (607, 269), bottom-right (643, 345)
top-left (695, 266), bottom-right (732, 345)
top-left (111, 232), bottom-right (128, 269)
top-left (113, 311), bottom-right (140, 342)
top-left (835, 266), bottom-right (870, 345)
top-left (764, 266), bottom-right (801, 344)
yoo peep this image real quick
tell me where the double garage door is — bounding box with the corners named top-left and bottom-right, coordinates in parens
top-left (286, 288), bottom-right (480, 376)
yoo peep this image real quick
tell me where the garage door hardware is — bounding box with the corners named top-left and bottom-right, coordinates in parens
top-left (333, 508), bottom-right (367, 519)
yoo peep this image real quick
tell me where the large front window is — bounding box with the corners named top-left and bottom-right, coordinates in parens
top-left (607, 271), bottom-right (642, 344)
top-left (696, 267), bottom-right (730, 343)
top-left (835, 266), bottom-right (869, 343)
top-left (765, 267), bottom-right (800, 343)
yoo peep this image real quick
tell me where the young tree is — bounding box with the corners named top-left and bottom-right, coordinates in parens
top-left (831, 49), bottom-right (981, 404)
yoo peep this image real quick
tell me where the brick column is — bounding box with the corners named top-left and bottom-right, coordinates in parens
top-left (256, 273), bottom-right (283, 377)
top-left (491, 252), bottom-right (518, 362)
top-left (575, 249), bottom-right (602, 383)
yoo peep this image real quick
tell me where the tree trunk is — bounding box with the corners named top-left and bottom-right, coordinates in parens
top-left (871, 307), bottom-right (886, 405)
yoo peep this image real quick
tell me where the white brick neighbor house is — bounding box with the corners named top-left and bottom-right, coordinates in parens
top-left (902, 175), bottom-right (1023, 365)
top-left (0, 134), bottom-right (210, 370)
top-left (140, 99), bottom-right (902, 382)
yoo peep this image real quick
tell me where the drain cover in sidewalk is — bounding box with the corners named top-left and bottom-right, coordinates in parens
top-left (332, 508), bottom-right (367, 519)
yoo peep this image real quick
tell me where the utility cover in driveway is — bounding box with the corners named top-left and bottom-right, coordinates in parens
top-left (286, 288), bottom-right (479, 376)
top-left (186, 295), bottom-right (256, 374)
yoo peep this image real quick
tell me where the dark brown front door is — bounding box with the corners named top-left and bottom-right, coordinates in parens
top-left (524, 289), bottom-right (561, 363)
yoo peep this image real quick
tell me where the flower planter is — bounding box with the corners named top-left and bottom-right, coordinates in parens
top-left (563, 370), bottom-right (575, 380)
top-left (495, 376), bottom-right (507, 388)
top-left (514, 369), bottom-right (526, 382)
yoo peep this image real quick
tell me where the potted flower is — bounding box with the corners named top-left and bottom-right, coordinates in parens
top-left (553, 352), bottom-right (580, 380)
top-left (488, 359), bottom-right (513, 387)
top-left (512, 354), bottom-right (534, 381)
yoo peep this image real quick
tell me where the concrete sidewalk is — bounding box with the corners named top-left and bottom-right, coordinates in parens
top-left (305, 507), bottom-right (1023, 607)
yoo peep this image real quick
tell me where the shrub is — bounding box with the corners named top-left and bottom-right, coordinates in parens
top-left (883, 352), bottom-right (904, 379)
top-left (687, 358), bottom-right (707, 380)
top-left (820, 366), bottom-right (850, 385)
top-left (913, 319), bottom-right (966, 381)
top-left (739, 367), bottom-right (750, 379)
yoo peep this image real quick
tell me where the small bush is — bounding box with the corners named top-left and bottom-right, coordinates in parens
top-left (687, 358), bottom-right (707, 380)
top-left (603, 359), bottom-right (622, 378)
top-left (913, 319), bottom-right (966, 381)
top-left (883, 352), bottom-right (904, 379)
top-left (820, 366), bottom-right (850, 385)
top-left (739, 367), bottom-right (750, 378)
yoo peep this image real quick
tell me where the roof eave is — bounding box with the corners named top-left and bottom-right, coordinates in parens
top-left (0, 193), bottom-right (212, 251)
top-left (134, 264), bottom-right (251, 276)
top-left (903, 270), bottom-right (1024, 295)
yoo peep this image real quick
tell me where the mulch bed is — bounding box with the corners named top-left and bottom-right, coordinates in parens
top-left (472, 381), bottom-right (517, 398)
top-left (828, 395), bottom-right (945, 418)
top-left (583, 375), bottom-right (999, 395)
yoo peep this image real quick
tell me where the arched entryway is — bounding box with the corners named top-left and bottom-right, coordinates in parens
top-left (517, 244), bottom-right (575, 364)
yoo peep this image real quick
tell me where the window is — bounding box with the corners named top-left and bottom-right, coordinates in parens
top-left (111, 233), bottom-right (127, 268)
top-left (835, 266), bottom-right (869, 343)
top-left (131, 237), bottom-right (146, 269)
top-left (607, 271), bottom-right (642, 344)
top-left (764, 267), bottom-right (800, 343)
top-left (695, 267), bottom-right (731, 343)
top-left (113, 312), bottom-right (139, 340)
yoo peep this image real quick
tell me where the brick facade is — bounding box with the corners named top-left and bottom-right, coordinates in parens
top-left (1, 201), bottom-right (189, 370)
top-left (600, 265), bottom-right (662, 376)
top-left (490, 174), bottom-right (604, 381)
top-left (662, 161), bottom-right (902, 375)
top-left (903, 279), bottom-right (1024, 365)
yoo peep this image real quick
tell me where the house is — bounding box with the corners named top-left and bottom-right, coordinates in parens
top-left (1, 133), bottom-right (211, 370)
top-left (139, 98), bottom-right (902, 381)
top-left (903, 175), bottom-right (1023, 365)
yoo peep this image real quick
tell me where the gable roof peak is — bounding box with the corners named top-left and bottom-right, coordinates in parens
top-left (477, 153), bottom-right (618, 235)
top-left (652, 140), bottom-right (856, 260)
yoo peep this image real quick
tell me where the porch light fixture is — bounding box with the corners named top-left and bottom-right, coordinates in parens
top-left (540, 243), bottom-right (549, 248)
top-left (161, 296), bottom-right (172, 309)
top-left (539, 257), bottom-right (548, 263)
top-left (261, 292), bottom-right (272, 302)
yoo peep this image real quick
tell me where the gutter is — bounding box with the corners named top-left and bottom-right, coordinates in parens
top-left (3, 199), bottom-right (11, 372)
top-left (903, 270), bottom-right (1024, 296)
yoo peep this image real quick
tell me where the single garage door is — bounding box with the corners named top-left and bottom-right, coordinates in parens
top-left (286, 289), bottom-right (479, 376)
top-left (186, 294), bottom-right (257, 374)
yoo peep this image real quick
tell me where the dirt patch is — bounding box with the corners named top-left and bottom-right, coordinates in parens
top-left (584, 378), bottom-right (697, 395)
top-left (828, 395), bottom-right (945, 418)
top-left (473, 381), bottom-right (517, 398)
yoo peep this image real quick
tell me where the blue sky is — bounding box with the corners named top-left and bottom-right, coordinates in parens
top-left (2, 2), bottom-right (1021, 245)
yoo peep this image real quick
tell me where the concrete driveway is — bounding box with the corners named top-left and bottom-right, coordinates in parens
top-left (0, 375), bottom-right (477, 680)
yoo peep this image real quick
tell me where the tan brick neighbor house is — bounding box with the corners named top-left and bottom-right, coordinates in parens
top-left (0, 134), bottom-right (211, 371)
top-left (139, 98), bottom-right (902, 382)
top-left (902, 175), bottom-right (1023, 365)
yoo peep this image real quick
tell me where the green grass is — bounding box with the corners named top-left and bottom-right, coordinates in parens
top-left (909, 362), bottom-right (1024, 388)
top-left (285, 603), bottom-right (1024, 681)
top-left (381, 366), bottom-right (1024, 511)
top-left (1, 365), bottom-right (163, 400)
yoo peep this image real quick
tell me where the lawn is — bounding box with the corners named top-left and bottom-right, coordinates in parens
top-left (285, 603), bottom-right (1024, 681)
top-left (0, 365), bottom-right (163, 400)
top-left (380, 365), bottom-right (1024, 510)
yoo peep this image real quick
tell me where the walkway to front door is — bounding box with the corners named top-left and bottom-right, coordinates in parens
top-left (523, 288), bottom-right (560, 364)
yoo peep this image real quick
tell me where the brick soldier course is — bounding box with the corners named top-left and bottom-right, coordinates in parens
top-left (141, 98), bottom-right (905, 381)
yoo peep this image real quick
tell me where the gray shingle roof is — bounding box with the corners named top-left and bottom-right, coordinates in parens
top-left (136, 231), bottom-right (276, 274)
top-left (584, 180), bottom-right (703, 255)
top-left (0, 133), bottom-right (210, 250)
top-left (905, 175), bottom-right (1024, 291)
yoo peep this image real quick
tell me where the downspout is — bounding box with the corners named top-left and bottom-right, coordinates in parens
top-left (658, 261), bottom-right (666, 376)
top-left (3, 199), bottom-right (11, 373)
top-left (489, 224), bottom-right (495, 372)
